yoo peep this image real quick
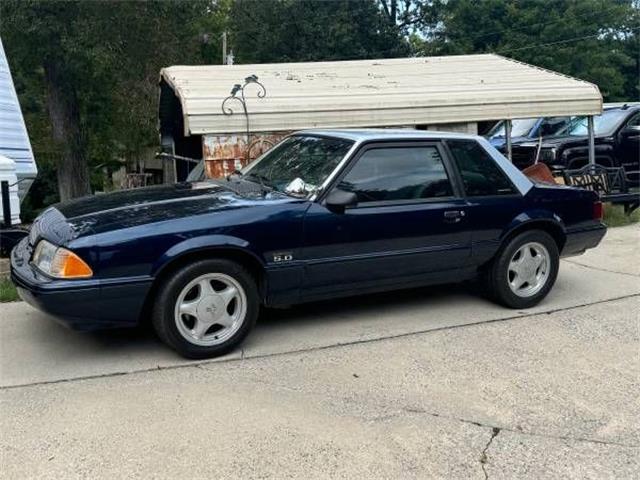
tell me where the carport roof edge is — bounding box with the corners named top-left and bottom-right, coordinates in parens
top-left (159, 54), bottom-right (603, 137)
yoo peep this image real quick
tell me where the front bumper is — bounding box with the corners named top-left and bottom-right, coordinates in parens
top-left (10, 238), bottom-right (152, 331)
top-left (561, 223), bottom-right (607, 257)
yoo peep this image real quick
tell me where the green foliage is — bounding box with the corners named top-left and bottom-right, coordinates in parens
top-left (604, 203), bottom-right (640, 227)
top-left (0, 0), bottom-right (215, 202)
top-left (414, 0), bottom-right (639, 101)
top-left (0, 277), bottom-right (19, 303)
top-left (228, 0), bottom-right (410, 63)
top-left (0, 0), bottom-right (637, 210)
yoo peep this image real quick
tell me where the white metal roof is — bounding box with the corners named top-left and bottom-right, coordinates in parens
top-left (0, 37), bottom-right (37, 200)
top-left (160, 54), bottom-right (603, 136)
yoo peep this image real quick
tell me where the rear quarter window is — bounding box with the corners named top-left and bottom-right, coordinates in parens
top-left (447, 140), bottom-right (516, 196)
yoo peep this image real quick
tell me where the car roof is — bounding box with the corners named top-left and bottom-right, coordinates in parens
top-left (294, 128), bottom-right (481, 143)
top-left (602, 105), bottom-right (640, 115)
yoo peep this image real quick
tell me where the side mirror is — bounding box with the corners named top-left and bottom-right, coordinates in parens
top-left (324, 188), bottom-right (357, 213)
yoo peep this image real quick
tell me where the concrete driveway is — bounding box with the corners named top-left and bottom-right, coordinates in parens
top-left (1, 225), bottom-right (639, 478)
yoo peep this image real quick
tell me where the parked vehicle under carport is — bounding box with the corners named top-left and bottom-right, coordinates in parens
top-left (487, 116), bottom-right (572, 150)
top-left (510, 105), bottom-right (640, 184)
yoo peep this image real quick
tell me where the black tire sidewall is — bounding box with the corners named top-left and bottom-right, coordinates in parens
top-left (153, 259), bottom-right (259, 359)
top-left (490, 230), bottom-right (559, 309)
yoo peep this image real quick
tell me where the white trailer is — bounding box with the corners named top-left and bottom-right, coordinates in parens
top-left (0, 37), bottom-right (37, 209)
top-left (0, 37), bottom-right (37, 253)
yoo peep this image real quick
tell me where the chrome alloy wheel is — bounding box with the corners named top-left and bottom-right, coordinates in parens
top-left (507, 242), bottom-right (550, 298)
top-left (174, 273), bottom-right (247, 346)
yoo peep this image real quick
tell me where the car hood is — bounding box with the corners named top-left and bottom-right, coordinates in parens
top-left (488, 135), bottom-right (528, 149)
top-left (40, 180), bottom-right (276, 241)
top-left (512, 135), bottom-right (590, 149)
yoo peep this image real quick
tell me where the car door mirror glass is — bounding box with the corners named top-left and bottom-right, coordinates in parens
top-left (325, 188), bottom-right (358, 213)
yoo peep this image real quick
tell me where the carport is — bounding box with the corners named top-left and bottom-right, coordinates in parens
top-left (158, 54), bottom-right (602, 181)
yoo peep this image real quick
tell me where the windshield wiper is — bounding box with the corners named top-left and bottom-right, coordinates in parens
top-left (244, 172), bottom-right (275, 192)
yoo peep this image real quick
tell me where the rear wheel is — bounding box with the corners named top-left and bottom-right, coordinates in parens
top-left (152, 259), bottom-right (259, 359)
top-left (486, 230), bottom-right (559, 309)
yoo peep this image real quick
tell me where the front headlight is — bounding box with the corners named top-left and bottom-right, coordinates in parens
top-left (32, 240), bottom-right (93, 279)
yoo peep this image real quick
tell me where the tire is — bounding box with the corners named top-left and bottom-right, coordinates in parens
top-left (152, 259), bottom-right (259, 359)
top-left (485, 230), bottom-right (559, 309)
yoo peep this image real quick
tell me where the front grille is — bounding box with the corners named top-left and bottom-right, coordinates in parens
top-left (511, 148), bottom-right (536, 169)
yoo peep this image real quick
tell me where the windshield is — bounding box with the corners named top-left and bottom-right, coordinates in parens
top-left (489, 118), bottom-right (538, 138)
top-left (242, 135), bottom-right (353, 197)
top-left (563, 110), bottom-right (629, 136)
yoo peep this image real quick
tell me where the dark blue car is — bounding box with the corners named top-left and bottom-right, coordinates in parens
top-left (11, 130), bottom-right (606, 358)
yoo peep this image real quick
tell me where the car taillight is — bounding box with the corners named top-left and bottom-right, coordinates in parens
top-left (593, 201), bottom-right (603, 221)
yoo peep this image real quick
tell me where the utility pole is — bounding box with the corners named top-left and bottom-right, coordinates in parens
top-left (222, 31), bottom-right (227, 65)
top-left (505, 119), bottom-right (513, 162)
top-left (587, 116), bottom-right (595, 165)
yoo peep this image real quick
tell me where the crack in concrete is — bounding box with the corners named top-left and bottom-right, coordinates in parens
top-left (1, 293), bottom-right (639, 392)
top-left (190, 375), bottom-right (638, 450)
top-left (399, 407), bottom-right (636, 449)
top-left (564, 259), bottom-right (640, 278)
top-left (480, 427), bottom-right (500, 480)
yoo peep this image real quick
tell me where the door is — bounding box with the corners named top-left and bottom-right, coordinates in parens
top-left (618, 112), bottom-right (640, 183)
top-left (444, 138), bottom-right (526, 266)
top-left (301, 142), bottom-right (472, 298)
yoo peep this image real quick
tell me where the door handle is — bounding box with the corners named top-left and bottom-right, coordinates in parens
top-left (443, 210), bottom-right (465, 223)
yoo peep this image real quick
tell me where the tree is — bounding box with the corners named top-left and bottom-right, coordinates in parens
top-left (1, 0), bottom-right (637, 210)
top-left (412, 0), bottom-right (638, 101)
top-left (619, 0), bottom-right (640, 100)
top-left (0, 0), bottom-right (211, 201)
top-left (228, 0), bottom-right (410, 63)
top-left (378, 0), bottom-right (439, 32)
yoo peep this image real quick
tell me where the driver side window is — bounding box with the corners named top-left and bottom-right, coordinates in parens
top-left (337, 146), bottom-right (453, 203)
top-left (627, 112), bottom-right (640, 127)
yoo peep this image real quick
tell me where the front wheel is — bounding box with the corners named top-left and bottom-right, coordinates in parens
top-left (486, 230), bottom-right (559, 309)
top-left (152, 259), bottom-right (259, 359)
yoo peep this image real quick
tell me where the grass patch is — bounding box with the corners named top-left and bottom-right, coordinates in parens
top-left (0, 277), bottom-right (20, 302)
top-left (603, 203), bottom-right (640, 228)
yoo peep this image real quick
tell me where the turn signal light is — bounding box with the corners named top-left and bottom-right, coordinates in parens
top-left (593, 201), bottom-right (603, 221)
top-left (52, 249), bottom-right (93, 278)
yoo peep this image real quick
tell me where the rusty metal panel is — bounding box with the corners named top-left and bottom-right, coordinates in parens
top-left (202, 132), bottom-right (289, 178)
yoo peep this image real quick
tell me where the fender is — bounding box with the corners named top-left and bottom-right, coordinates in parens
top-left (565, 143), bottom-right (614, 157)
top-left (564, 144), bottom-right (616, 167)
top-left (500, 209), bottom-right (567, 246)
top-left (151, 234), bottom-right (264, 277)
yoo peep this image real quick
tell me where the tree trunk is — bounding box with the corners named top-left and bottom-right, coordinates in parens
top-left (44, 60), bottom-right (90, 202)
